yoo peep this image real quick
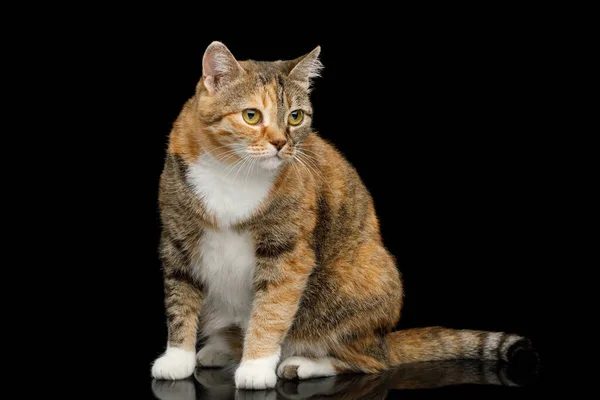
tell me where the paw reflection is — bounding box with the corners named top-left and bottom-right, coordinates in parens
top-left (194, 367), bottom-right (234, 387)
top-left (151, 360), bottom-right (538, 399)
top-left (234, 389), bottom-right (278, 400)
top-left (277, 376), bottom-right (338, 398)
top-left (151, 378), bottom-right (195, 400)
top-left (277, 374), bottom-right (387, 399)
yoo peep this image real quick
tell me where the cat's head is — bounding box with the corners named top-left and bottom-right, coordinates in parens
top-left (187, 41), bottom-right (322, 171)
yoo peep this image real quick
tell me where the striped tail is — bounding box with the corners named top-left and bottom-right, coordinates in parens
top-left (386, 327), bottom-right (536, 365)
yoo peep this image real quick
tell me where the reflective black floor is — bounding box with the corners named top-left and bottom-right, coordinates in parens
top-left (151, 360), bottom-right (542, 399)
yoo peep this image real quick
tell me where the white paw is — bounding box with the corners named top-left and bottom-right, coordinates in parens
top-left (235, 355), bottom-right (279, 390)
top-left (277, 356), bottom-right (336, 380)
top-left (197, 344), bottom-right (233, 367)
top-left (152, 347), bottom-right (196, 380)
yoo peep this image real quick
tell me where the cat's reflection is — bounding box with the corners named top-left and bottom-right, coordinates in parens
top-left (151, 360), bottom-right (534, 400)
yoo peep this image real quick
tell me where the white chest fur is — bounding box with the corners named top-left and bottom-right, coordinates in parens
top-left (187, 154), bottom-right (276, 333)
top-left (194, 228), bottom-right (256, 331)
top-left (187, 154), bottom-right (277, 228)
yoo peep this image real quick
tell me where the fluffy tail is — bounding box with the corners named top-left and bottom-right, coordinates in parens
top-left (386, 327), bottom-right (536, 365)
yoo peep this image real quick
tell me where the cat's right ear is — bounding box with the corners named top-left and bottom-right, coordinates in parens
top-left (288, 46), bottom-right (323, 91)
top-left (201, 41), bottom-right (244, 95)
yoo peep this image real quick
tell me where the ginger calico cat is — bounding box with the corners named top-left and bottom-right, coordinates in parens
top-left (151, 41), bottom-right (535, 390)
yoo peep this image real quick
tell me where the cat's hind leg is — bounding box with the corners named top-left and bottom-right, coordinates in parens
top-left (276, 355), bottom-right (385, 381)
top-left (277, 356), bottom-right (342, 380)
top-left (197, 325), bottom-right (243, 367)
top-left (197, 335), bottom-right (233, 367)
top-left (277, 336), bottom-right (388, 380)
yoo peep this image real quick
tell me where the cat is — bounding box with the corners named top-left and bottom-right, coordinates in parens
top-left (151, 41), bottom-right (536, 390)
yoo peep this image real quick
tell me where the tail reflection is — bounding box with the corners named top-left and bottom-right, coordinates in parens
top-left (388, 359), bottom-right (522, 390)
top-left (151, 360), bottom-right (535, 400)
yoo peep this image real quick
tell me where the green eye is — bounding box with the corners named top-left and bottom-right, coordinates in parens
top-left (288, 110), bottom-right (304, 126)
top-left (242, 109), bottom-right (262, 125)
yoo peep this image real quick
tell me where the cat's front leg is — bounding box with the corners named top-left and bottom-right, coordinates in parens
top-left (234, 240), bottom-right (315, 390)
top-left (152, 258), bottom-right (203, 380)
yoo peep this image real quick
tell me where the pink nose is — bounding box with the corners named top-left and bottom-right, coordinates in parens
top-left (270, 139), bottom-right (287, 151)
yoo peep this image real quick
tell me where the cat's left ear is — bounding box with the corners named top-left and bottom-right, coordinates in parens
top-left (288, 46), bottom-right (323, 90)
top-left (201, 41), bottom-right (244, 95)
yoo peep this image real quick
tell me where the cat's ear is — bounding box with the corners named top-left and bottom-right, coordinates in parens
top-left (201, 41), bottom-right (244, 95)
top-left (288, 46), bottom-right (323, 90)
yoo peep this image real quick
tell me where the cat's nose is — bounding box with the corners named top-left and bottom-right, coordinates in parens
top-left (270, 139), bottom-right (287, 151)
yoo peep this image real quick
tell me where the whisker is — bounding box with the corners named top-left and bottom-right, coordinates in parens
top-left (201, 144), bottom-right (245, 165)
top-left (295, 149), bottom-right (323, 166)
top-left (222, 155), bottom-right (248, 181)
top-left (203, 143), bottom-right (245, 155)
top-left (291, 159), bottom-right (305, 190)
top-left (295, 152), bottom-right (335, 196)
top-left (296, 150), bottom-right (330, 176)
top-left (296, 145), bottom-right (329, 166)
top-left (296, 150), bottom-right (320, 170)
top-left (294, 155), bottom-right (315, 187)
top-left (222, 151), bottom-right (246, 172)
top-left (296, 145), bottom-right (320, 157)
top-left (296, 144), bottom-right (319, 152)
top-left (206, 147), bottom-right (239, 161)
top-left (213, 150), bottom-right (242, 164)
top-left (232, 155), bottom-right (251, 183)
top-left (231, 156), bottom-right (251, 182)
top-left (244, 156), bottom-right (258, 190)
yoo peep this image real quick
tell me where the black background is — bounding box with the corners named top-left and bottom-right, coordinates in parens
top-left (76, 11), bottom-right (560, 398)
